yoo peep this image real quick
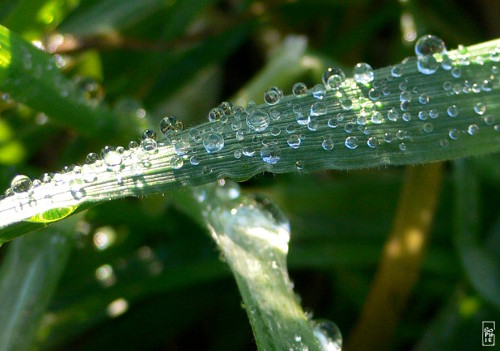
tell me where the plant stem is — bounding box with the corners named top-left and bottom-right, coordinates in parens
top-left (345, 162), bottom-right (443, 351)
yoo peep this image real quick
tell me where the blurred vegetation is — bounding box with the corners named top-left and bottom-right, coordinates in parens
top-left (0, 0), bottom-right (499, 350)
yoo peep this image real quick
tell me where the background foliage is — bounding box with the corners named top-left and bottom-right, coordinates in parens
top-left (0, 0), bottom-right (499, 350)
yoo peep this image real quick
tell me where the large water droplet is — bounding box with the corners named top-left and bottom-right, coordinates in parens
top-left (447, 105), bottom-right (459, 117)
top-left (322, 136), bottom-right (334, 151)
top-left (474, 102), bottom-right (486, 115)
top-left (417, 56), bottom-right (439, 74)
top-left (203, 133), bottom-right (224, 153)
top-left (467, 124), bottom-right (479, 135)
top-left (414, 35), bottom-right (446, 56)
top-left (264, 87), bottom-right (283, 105)
top-left (310, 102), bottom-right (327, 116)
top-left (323, 67), bottom-right (346, 89)
top-left (11, 175), bottom-right (32, 193)
top-left (292, 82), bottom-right (308, 96)
top-left (345, 136), bottom-right (359, 149)
top-left (312, 320), bottom-right (342, 351)
top-left (312, 84), bottom-right (326, 99)
top-left (260, 144), bottom-right (281, 164)
top-left (247, 109), bottom-right (270, 132)
top-left (353, 63), bottom-right (374, 84)
top-left (103, 150), bottom-right (123, 170)
top-left (287, 134), bottom-right (301, 149)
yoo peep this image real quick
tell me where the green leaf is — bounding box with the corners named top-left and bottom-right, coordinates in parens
top-left (0, 215), bottom-right (78, 351)
top-left (0, 25), bottom-right (143, 141)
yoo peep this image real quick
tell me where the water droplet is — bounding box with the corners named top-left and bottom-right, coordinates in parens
top-left (208, 107), bottom-right (223, 122)
top-left (141, 138), bottom-right (158, 153)
top-left (160, 116), bottom-right (178, 134)
top-left (190, 155), bottom-right (199, 165)
top-left (174, 139), bottom-right (190, 155)
top-left (353, 62), bottom-right (374, 84)
top-left (323, 67), bottom-right (346, 89)
top-left (400, 91), bottom-right (411, 102)
top-left (482, 80), bottom-right (493, 92)
top-left (203, 133), bottom-right (224, 153)
top-left (312, 84), bottom-right (326, 99)
top-left (11, 175), bottom-right (32, 193)
top-left (270, 127), bottom-right (281, 136)
top-left (295, 112), bottom-right (311, 126)
top-left (474, 102), bottom-right (486, 115)
top-left (82, 164), bottom-right (97, 183)
top-left (247, 109), bottom-right (270, 132)
top-left (449, 128), bottom-right (459, 140)
top-left (308, 120), bottom-right (319, 131)
top-left (414, 35), bottom-right (446, 56)
top-left (260, 144), bottom-right (281, 164)
top-left (86, 152), bottom-right (99, 164)
top-left (423, 122), bottom-right (434, 133)
top-left (367, 136), bottom-right (378, 148)
top-left (322, 136), bottom-right (334, 150)
top-left (264, 87), bottom-right (283, 105)
top-left (418, 111), bottom-right (428, 121)
top-left (451, 67), bottom-right (461, 78)
top-left (467, 124), bottom-right (479, 135)
top-left (391, 64), bottom-right (403, 77)
top-left (142, 129), bottom-right (157, 140)
top-left (170, 155), bottom-right (183, 169)
top-left (417, 55), bottom-right (439, 74)
top-left (103, 151), bottom-right (122, 170)
top-left (292, 82), bottom-right (308, 96)
top-left (327, 118), bottom-right (338, 128)
top-left (418, 94), bottom-right (429, 104)
top-left (340, 98), bottom-right (352, 110)
top-left (219, 101), bottom-right (233, 116)
top-left (447, 105), bottom-right (459, 117)
top-left (440, 139), bottom-right (450, 148)
top-left (441, 57), bottom-right (453, 70)
top-left (484, 115), bottom-right (496, 125)
top-left (310, 102), bottom-right (327, 116)
top-left (236, 130), bottom-right (244, 140)
top-left (371, 111), bottom-right (383, 124)
top-left (402, 112), bottom-right (411, 122)
top-left (387, 108), bottom-right (399, 122)
top-left (287, 134), bottom-right (301, 149)
top-left (399, 142), bottom-right (407, 151)
top-left (429, 110), bottom-right (439, 119)
top-left (384, 132), bottom-right (394, 143)
top-left (312, 320), bottom-right (342, 351)
top-left (345, 136), bottom-right (359, 149)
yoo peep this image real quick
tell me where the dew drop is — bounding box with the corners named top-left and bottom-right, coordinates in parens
top-left (418, 111), bottom-right (428, 121)
top-left (308, 120), bottom-right (319, 131)
top-left (371, 111), bottom-right (383, 124)
top-left (287, 134), bottom-right (301, 149)
top-left (174, 139), bottom-right (191, 155)
top-left (417, 55), bottom-right (439, 75)
top-left (292, 82), bottom-right (308, 96)
top-left (160, 116), bottom-right (178, 134)
top-left (449, 128), bottom-right (459, 140)
top-left (327, 118), bottom-right (338, 128)
top-left (260, 144), bottom-right (281, 165)
top-left (353, 62), bottom-right (374, 84)
top-left (323, 67), bottom-right (346, 89)
top-left (344, 136), bottom-right (359, 149)
top-left (247, 109), bottom-right (270, 132)
top-left (208, 107), bottom-right (223, 122)
top-left (423, 122), bottom-right (434, 133)
top-left (170, 155), bottom-right (183, 169)
top-left (391, 64), bottom-right (403, 77)
top-left (103, 151), bottom-right (122, 170)
top-left (264, 87), bottom-right (283, 105)
top-left (399, 142), bottom-right (407, 151)
top-left (142, 129), bottom-right (157, 140)
top-left (312, 320), bottom-right (342, 351)
top-left (86, 152), bottom-right (99, 164)
top-left (451, 67), bottom-right (461, 78)
top-left (11, 175), bottom-right (32, 193)
top-left (384, 132), bottom-right (394, 143)
top-left (414, 35), bottom-right (446, 56)
top-left (340, 98), bottom-right (352, 110)
top-left (322, 136), bottom-right (334, 151)
top-left (402, 112), bottom-right (411, 122)
top-left (310, 102), bottom-right (327, 116)
top-left (440, 139), bottom-right (450, 148)
top-left (312, 84), bottom-right (326, 99)
top-left (190, 156), bottom-right (199, 165)
top-left (484, 115), bottom-right (496, 125)
top-left (203, 133), bottom-right (224, 153)
top-left (447, 105), bottom-right (459, 117)
top-left (429, 109), bottom-right (439, 119)
top-left (467, 124), bottom-right (479, 135)
top-left (418, 94), bottom-right (429, 104)
top-left (141, 138), bottom-right (158, 153)
top-left (387, 108), bottom-right (399, 122)
top-left (474, 102), bottom-right (486, 115)
top-left (295, 112), bottom-right (311, 126)
top-left (367, 136), bottom-right (378, 148)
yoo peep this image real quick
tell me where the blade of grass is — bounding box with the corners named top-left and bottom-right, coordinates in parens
top-left (1, 36), bottom-right (500, 240)
top-left (0, 214), bottom-right (78, 351)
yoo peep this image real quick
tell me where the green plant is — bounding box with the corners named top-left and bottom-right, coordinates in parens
top-left (0, 1), bottom-right (499, 350)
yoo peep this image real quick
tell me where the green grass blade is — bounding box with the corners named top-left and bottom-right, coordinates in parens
top-left (0, 25), bottom-right (142, 141)
top-left (1, 37), bottom-right (500, 239)
top-left (0, 215), bottom-right (78, 351)
top-left (175, 182), bottom-right (324, 350)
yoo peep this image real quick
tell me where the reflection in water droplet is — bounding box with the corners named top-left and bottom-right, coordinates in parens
top-left (292, 82), bottom-right (308, 96)
top-left (203, 133), bottom-right (224, 153)
top-left (247, 109), bottom-right (270, 132)
top-left (353, 63), bottom-right (374, 84)
top-left (11, 175), bottom-right (32, 193)
top-left (414, 34), bottom-right (446, 56)
top-left (312, 320), bottom-right (342, 351)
